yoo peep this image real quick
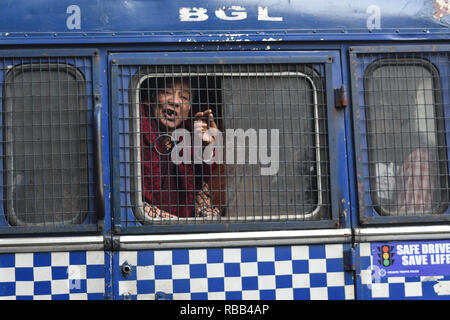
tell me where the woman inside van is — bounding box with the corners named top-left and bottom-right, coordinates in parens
top-left (139, 76), bottom-right (221, 219)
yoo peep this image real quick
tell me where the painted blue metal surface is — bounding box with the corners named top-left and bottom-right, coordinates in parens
top-left (0, 251), bottom-right (107, 299)
top-left (114, 244), bottom-right (355, 300)
top-left (0, 0), bottom-right (448, 44)
top-left (0, 0), bottom-right (447, 32)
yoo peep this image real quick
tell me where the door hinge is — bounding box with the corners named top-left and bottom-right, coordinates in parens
top-left (104, 234), bottom-right (120, 251)
top-left (343, 247), bottom-right (356, 272)
top-left (334, 85), bottom-right (348, 108)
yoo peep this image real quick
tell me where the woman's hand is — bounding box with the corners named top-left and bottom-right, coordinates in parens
top-left (194, 109), bottom-right (217, 145)
top-left (143, 202), bottom-right (178, 219)
top-left (195, 183), bottom-right (221, 219)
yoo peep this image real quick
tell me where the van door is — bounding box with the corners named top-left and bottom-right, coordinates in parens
top-left (350, 45), bottom-right (450, 299)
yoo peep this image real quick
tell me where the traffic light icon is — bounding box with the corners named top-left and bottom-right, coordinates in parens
top-left (378, 245), bottom-right (395, 267)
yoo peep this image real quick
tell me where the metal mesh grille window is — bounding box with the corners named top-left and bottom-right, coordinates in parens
top-left (355, 54), bottom-right (449, 217)
top-left (117, 63), bottom-right (331, 227)
top-left (1, 58), bottom-right (96, 227)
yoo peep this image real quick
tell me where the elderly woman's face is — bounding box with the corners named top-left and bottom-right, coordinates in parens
top-left (153, 81), bottom-right (191, 131)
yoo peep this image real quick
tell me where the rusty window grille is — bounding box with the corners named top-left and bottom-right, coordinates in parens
top-left (117, 64), bottom-right (331, 226)
top-left (361, 57), bottom-right (449, 216)
top-left (2, 59), bottom-right (96, 227)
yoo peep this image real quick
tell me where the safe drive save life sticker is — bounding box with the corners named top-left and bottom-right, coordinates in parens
top-left (371, 240), bottom-right (450, 278)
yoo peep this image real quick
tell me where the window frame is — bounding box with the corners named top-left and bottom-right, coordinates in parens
top-left (110, 51), bottom-right (343, 234)
top-left (349, 45), bottom-right (450, 225)
top-left (0, 49), bottom-right (104, 235)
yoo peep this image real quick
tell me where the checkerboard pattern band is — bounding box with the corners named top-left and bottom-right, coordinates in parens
top-left (117, 244), bottom-right (355, 300)
top-left (0, 251), bottom-right (105, 300)
top-left (358, 243), bottom-right (450, 300)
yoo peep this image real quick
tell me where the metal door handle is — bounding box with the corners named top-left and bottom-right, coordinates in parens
top-left (94, 103), bottom-right (105, 225)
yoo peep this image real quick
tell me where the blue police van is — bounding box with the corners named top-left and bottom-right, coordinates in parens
top-left (0, 0), bottom-right (449, 301)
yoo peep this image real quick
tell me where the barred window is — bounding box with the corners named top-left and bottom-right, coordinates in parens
top-left (363, 58), bottom-right (449, 216)
top-left (2, 61), bottom-right (95, 227)
top-left (119, 64), bottom-right (330, 226)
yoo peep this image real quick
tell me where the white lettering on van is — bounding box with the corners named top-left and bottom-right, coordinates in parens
top-left (179, 7), bottom-right (209, 21)
top-left (180, 6), bottom-right (283, 22)
top-left (66, 5), bottom-right (81, 30)
top-left (215, 6), bottom-right (247, 21)
top-left (366, 5), bottom-right (381, 30)
top-left (257, 7), bottom-right (283, 21)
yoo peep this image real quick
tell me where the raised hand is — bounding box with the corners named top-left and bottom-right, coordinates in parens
top-left (194, 109), bottom-right (217, 144)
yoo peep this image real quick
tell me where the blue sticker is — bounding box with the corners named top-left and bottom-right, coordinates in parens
top-left (371, 240), bottom-right (450, 278)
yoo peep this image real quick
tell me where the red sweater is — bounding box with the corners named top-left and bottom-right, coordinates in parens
top-left (140, 106), bottom-right (214, 217)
